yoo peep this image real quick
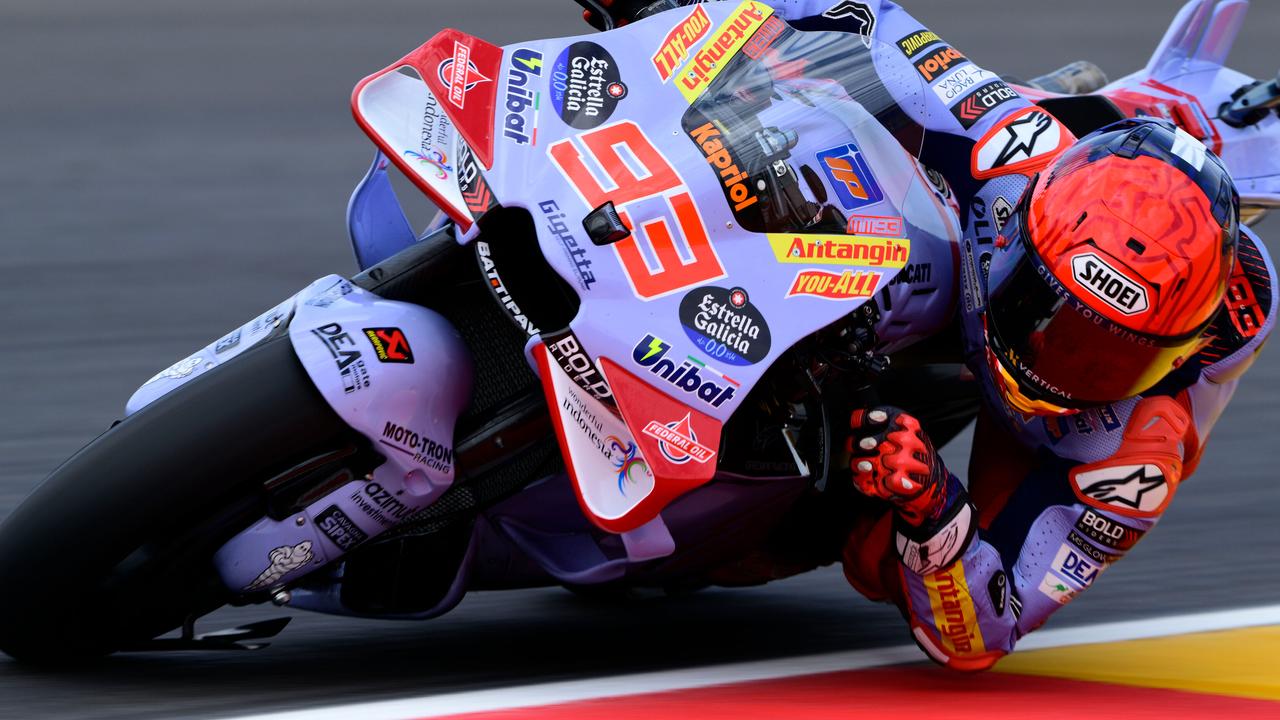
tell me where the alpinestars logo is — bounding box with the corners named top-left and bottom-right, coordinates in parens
top-left (643, 413), bottom-right (716, 464)
top-left (1072, 463), bottom-right (1168, 515)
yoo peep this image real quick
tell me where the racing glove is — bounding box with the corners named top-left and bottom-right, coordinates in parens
top-left (849, 407), bottom-right (977, 575)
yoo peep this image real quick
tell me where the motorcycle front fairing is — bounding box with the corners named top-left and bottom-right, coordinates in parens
top-left (349, 2), bottom-right (957, 536)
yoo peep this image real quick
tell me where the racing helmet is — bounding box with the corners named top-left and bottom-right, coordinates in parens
top-left (982, 118), bottom-right (1240, 415)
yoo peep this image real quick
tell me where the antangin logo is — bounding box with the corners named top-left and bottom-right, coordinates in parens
top-left (768, 234), bottom-right (910, 267)
top-left (678, 2), bottom-right (772, 102)
top-left (1071, 252), bottom-right (1149, 315)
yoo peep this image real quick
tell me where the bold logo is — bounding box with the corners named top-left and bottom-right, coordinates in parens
top-left (380, 421), bottom-right (454, 474)
top-left (686, 121), bottom-right (760, 213)
top-left (362, 327), bottom-right (414, 364)
top-left (438, 41), bottom-right (491, 110)
top-left (1071, 253), bottom-right (1150, 315)
top-left (1072, 463), bottom-right (1168, 515)
top-left (551, 42), bottom-right (627, 130)
top-left (678, 1), bottom-right (773, 102)
top-left (1075, 509), bottom-right (1144, 551)
top-left (973, 109), bottom-right (1067, 178)
top-left (456, 143), bottom-right (495, 218)
top-left (679, 286), bottom-right (771, 366)
top-left (768, 234), bottom-right (910, 267)
top-left (607, 435), bottom-right (652, 495)
top-left (914, 45), bottom-right (967, 83)
top-left (923, 565), bottom-right (987, 656)
top-left (847, 215), bottom-right (903, 237)
top-left (503, 48), bottom-right (543, 146)
top-left (951, 81), bottom-right (1018, 129)
top-left (315, 505), bottom-right (369, 552)
top-left (632, 335), bottom-right (739, 408)
top-left (896, 29), bottom-right (942, 57)
top-left (1051, 545), bottom-right (1102, 588)
top-left (545, 330), bottom-right (613, 404)
top-left (643, 413), bottom-right (716, 464)
top-left (787, 269), bottom-right (881, 300)
top-left (817, 143), bottom-right (884, 210)
top-left (653, 5), bottom-right (713, 82)
top-left (888, 263), bottom-right (932, 287)
top-left (310, 323), bottom-right (370, 395)
top-left (539, 199), bottom-right (596, 291)
top-left (821, 1), bottom-right (876, 48)
top-left (404, 149), bottom-right (451, 180)
top-left (476, 241), bottom-right (540, 337)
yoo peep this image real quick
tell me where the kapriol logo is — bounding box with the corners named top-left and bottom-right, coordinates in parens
top-left (1070, 252), bottom-right (1149, 315)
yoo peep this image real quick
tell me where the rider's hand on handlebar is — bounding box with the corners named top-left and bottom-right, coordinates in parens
top-left (848, 407), bottom-right (950, 527)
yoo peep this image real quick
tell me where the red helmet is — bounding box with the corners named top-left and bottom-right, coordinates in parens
top-left (983, 118), bottom-right (1239, 415)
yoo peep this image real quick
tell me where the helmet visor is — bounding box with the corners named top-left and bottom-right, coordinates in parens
top-left (985, 212), bottom-right (1206, 409)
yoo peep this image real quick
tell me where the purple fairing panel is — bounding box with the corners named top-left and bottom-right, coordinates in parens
top-left (481, 3), bottom-right (961, 425)
top-left (212, 275), bottom-right (473, 594)
top-left (1106, 0), bottom-right (1280, 211)
top-left (348, 150), bottom-right (419, 271)
top-left (124, 295), bottom-right (297, 416)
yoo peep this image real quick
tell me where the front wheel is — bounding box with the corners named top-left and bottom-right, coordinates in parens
top-left (0, 335), bottom-right (356, 663)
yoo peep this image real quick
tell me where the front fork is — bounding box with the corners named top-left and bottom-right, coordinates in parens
top-left (212, 274), bottom-right (473, 596)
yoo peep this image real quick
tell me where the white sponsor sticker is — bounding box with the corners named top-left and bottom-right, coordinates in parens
top-left (1039, 571), bottom-right (1078, 605)
top-left (1051, 544), bottom-right (1104, 589)
top-left (931, 65), bottom-right (994, 105)
top-left (1171, 126), bottom-right (1208, 171)
top-left (1070, 252), bottom-right (1150, 315)
top-left (1072, 463), bottom-right (1168, 514)
top-left (974, 110), bottom-right (1062, 173)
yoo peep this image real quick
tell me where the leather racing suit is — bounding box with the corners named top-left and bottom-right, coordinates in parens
top-left (628, 0), bottom-right (1278, 670)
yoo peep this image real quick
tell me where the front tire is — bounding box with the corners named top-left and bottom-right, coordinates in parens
top-left (0, 335), bottom-right (353, 663)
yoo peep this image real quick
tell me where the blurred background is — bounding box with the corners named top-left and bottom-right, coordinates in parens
top-left (0, 1), bottom-right (1276, 718)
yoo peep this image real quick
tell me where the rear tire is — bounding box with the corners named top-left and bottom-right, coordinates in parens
top-left (0, 335), bottom-right (354, 663)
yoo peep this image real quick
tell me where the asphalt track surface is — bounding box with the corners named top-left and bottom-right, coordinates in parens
top-left (0, 1), bottom-right (1277, 718)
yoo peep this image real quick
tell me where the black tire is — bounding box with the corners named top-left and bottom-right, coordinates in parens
top-left (0, 335), bottom-right (354, 663)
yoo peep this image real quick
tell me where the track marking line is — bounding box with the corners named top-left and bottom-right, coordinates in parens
top-left (220, 604), bottom-right (1280, 720)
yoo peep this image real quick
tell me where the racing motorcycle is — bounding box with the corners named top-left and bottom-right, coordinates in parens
top-left (0, 0), bottom-right (1275, 661)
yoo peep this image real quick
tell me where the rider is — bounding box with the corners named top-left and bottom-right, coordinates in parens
top-left (585, 0), bottom-right (1278, 669)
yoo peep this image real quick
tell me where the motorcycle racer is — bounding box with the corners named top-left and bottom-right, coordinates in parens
top-left (586, 0), bottom-right (1278, 669)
